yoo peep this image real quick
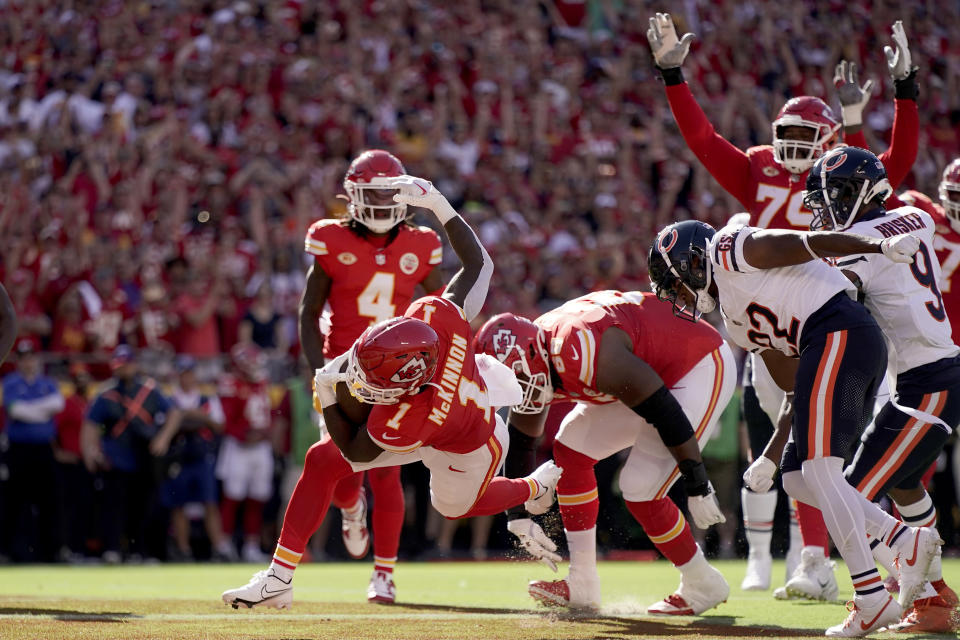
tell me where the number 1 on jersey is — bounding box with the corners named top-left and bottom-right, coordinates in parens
top-left (358, 272), bottom-right (396, 324)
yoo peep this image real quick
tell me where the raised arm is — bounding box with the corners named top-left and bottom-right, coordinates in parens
top-left (647, 12), bottom-right (754, 207)
top-left (842, 21), bottom-right (918, 189)
top-left (391, 177), bottom-right (493, 321)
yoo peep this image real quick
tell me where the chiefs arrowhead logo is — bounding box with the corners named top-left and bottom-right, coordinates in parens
top-left (390, 357), bottom-right (428, 383)
top-left (491, 329), bottom-right (516, 362)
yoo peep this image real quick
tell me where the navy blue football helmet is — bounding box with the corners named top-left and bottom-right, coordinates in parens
top-left (804, 146), bottom-right (892, 231)
top-left (648, 220), bottom-right (717, 321)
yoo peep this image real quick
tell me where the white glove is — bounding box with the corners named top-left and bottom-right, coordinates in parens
top-left (884, 21), bottom-right (912, 81)
top-left (727, 212), bottom-right (751, 227)
top-left (834, 60), bottom-right (874, 128)
top-left (646, 13), bottom-right (695, 69)
top-left (390, 175), bottom-right (458, 224)
top-left (742, 456), bottom-right (778, 493)
top-left (880, 233), bottom-right (921, 263)
top-left (314, 353), bottom-right (349, 409)
top-left (687, 482), bottom-right (726, 529)
top-left (506, 518), bottom-right (561, 572)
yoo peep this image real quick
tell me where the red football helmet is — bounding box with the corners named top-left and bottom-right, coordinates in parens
top-left (771, 96), bottom-right (841, 174)
top-left (939, 158), bottom-right (960, 223)
top-left (343, 149), bottom-right (408, 233)
top-left (231, 343), bottom-right (267, 382)
top-left (346, 316), bottom-right (439, 404)
top-left (473, 313), bottom-right (552, 414)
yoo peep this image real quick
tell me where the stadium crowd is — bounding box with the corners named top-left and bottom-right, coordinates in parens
top-left (0, 0), bottom-right (959, 564)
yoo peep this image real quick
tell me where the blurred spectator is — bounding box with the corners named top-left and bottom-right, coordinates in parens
top-left (2, 340), bottom-right (65, 561)
top-left (81, 345), bottom-right (181, 562)
top-left (7, 270), bottom-right (49, 353)
top-left (239, 282), bottom-right (285, 352)
top-left (216, 344), bottom-right (276, 562)
top-left (174, 269), bottom-right (226, 378)
top-left (153, 355), bottom-right (231, 562)
top-left (53, 362), bottom-right (93, 562)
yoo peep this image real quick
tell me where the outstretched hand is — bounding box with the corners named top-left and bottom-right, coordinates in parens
top-left (646, 13), bottom-right (695, 69)
top-left (391, 175), bottom-right (458, 224)
top-left (834, 60), bottom-right (873, 128)
top-left (884, 21), bottom-right (912, 81)
top-left (507, 518), bottom-right (562, 572)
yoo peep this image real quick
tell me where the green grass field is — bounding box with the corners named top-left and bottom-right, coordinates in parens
top-left (0, 559), bottom-right (957, 639)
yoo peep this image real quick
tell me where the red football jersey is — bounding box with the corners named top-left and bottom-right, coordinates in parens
top-left (535, 291), bottom-right (724, 404)
top-left (664, 83), bottom-right (918, 230)
top-left (219, 375), bottom-right (273, 441)
top-left (899, 189), bottom-right (960, 344)
top-left (364, 297), bottom-right (494, 455)
top-left (304, 219), bottom-right (442, 358)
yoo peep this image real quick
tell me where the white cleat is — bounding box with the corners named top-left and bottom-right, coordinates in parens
top-left (222, 569), bottom-right (293, 610)
top-left (524, 460), bottom-right (563, 515)
top-left (367, 570), bottom-right (396, 604)
top-left (783, 547), bottom-right (839, 602)
top-left (894, 526), bottom-right (943, 611)
top-left (647, 563), bottom-right (729, 616)
top-left (741, 551), bottom-right (772, 591)
top-left (341, 489), bottom-right (370, 559)
top-left (528, 574), bottom-right (601, 610)
top-left (825, 594), bottom-right (900, 637)
top-left (772, 586), bottom-right (795, 600)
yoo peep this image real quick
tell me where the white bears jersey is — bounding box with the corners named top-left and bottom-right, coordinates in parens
top-left (709, 223), bottom-right (856, 356)
top-left (838, 206), bottom-right (960, 373)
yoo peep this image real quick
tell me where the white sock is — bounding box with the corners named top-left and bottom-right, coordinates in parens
top-left (742, 487), bottom-right (776, 558)
top-left (342, 498), bottom-right (364, 519)
top-left (677, 544), bottom-right (710, 578)
top-left (804, 545), bottom-right (826, 558)
top-left (894, 492), bottom-right (936, 528)
top-left (565, 527), bottom-right (599, 582)
top-left (270, 560), bottom-right (295, 582)
top-left (788, 499), bottom-right (802, 556)
top-left (868, 535), bottom-right (897, 578)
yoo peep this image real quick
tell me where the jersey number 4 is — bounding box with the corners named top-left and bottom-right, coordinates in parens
top-left (358, 272), bottom-right (396, 324)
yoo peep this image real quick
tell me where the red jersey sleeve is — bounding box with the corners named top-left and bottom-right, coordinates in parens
top-left (418, 226), bottom-right (443, 268)
top-left (845, 99), bottom-right (918, 189)
top-left (664, 83), bottom-right (754, 207)
top-left (303, 219), bottom-right (340, 274)
top-left (366, 402), bottom-right (430, 453)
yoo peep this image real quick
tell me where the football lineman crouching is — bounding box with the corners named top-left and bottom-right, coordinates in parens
top-left (475, 290), bottom-right (736, 615)
top-left (650, 218), bottom-right (941, 637)
top-left (222, 173), bottom-right (561, 610)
